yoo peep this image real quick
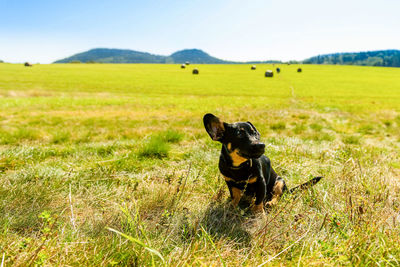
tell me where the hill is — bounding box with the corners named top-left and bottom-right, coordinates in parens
top-left (54, 48), bottom-right (166, 64)
top-left (303, 49), bottom-right (400, 67)
top-left (169, 49), bottom-right (228, 64)
top-left (54, 48), bottom-right (400, 66)
top-left (54, 48), bottom-right (229, 64)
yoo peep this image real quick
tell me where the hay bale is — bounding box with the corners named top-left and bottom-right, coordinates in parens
top-left (192, 68), bottom-right (199, 74)
top-left (265, 70), bottom-right (273, 77)
top-left (251, 65), bottom-right (256, 70)
top-left (181, 64), bottom-right (186, 69)
top-left (24, 62), bottom-right (32, 67)
top-left (297, 68), bottom-right (302, 73)
top-left (276, 67), bottom-right (280, 73)
top-left (185, 61), bottom-right (190, 65)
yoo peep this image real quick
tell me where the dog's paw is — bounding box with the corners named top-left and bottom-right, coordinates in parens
top-left (251, 203), bottom-right (265, 214)
top-left (252, 207), bottom-right (266, 220)
top-left (266, 199), bottom-right (278, 208)
top-left (230, 200), bottom-right (240, 209)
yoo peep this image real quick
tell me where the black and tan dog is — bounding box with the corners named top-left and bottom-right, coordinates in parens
top-left (203, 113), bottom-right (322, 214)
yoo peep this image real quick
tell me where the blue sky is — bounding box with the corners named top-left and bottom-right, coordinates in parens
top-left (1, 0), bottom-right (399, 63)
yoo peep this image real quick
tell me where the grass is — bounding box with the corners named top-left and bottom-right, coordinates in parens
top-left (0, 63), bottom-right (400, 265)
top-left (138, 135), bottom-right (171, 158)
top-left (270, 122), bottom-right (286, 131)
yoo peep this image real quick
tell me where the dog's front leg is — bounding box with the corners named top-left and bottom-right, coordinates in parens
top-left (252, 177), bottom-right (266, 214)
top-left (230, 186), bottom-right (242, 207)
top-left (266, 178), bottom-right (286, 207)
top-left (224, 177), bottom-right (242, 208)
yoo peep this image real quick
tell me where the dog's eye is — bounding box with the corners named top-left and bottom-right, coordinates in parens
top-left (236, 129), bottom-right (245, 136)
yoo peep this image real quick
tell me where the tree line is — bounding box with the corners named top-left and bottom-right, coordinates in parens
top-left (303, 50), bottom-right (400, 67)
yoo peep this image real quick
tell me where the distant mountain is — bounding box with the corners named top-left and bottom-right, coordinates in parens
top-left (54, 48), bottom-right (400, 67)
top-left (303, 50), bottom-right (400, 67)
top-left (54, 48), bottom-right (229, 64)
top-left (169, 49), bottom-right (228, 64)
top-left (54, 48), bottom-right (166, 64)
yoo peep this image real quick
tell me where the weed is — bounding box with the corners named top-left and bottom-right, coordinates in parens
top-left (343, 135), bottom-right (361, 145)
top-left (138, 135), bottom-right (170, 158)
top-left (383, 120), bottom-right (392, 127)
top-left (270, 122), bottom-right (286, 131)
top-left (159, 129), bottom-right (183, 143)
top-left (293, 123), bottom-right (306, 134)
top-left (51, 131), bottom-right (70, 144)
top-left (358, 124), bottom-right (375, 135)
top-left (310, 123), bottom-right (323, 131)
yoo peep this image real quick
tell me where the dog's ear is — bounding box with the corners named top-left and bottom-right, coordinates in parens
top-left (203, 113), bottom-right (225, 141)
top-left (247, 121), bottom-right (259, 133)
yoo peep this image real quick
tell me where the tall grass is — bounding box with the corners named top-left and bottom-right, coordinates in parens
top-left (0, 63), bottom-right (399, 265)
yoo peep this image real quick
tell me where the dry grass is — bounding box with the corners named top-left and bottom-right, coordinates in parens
top-left (0, 63), bottom-right (399, 266)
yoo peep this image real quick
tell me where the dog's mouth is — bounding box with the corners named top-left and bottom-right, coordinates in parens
top-left (234, 143), bottom-right (265, 159)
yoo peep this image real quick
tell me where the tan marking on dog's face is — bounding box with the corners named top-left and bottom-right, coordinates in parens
top-left (229, 149), bottom-right (248, 167)
top-left (231, 187), bottom-right (242, 207)
top-left (227, 143), bottom-right (232, 151)
top-left (248, 176), bottom-right (258, 184)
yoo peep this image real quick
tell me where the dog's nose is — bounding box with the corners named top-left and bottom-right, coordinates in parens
top-left (254, 143), bottom-right (265, 151)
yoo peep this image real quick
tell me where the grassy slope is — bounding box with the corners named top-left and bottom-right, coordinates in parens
top-left (0, 63), bottom-right (400, 266)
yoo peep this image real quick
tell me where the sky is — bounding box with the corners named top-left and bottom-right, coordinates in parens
top-left (0, 0), bottom-right (399, 63)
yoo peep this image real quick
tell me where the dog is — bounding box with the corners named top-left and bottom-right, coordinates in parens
top-left (203, 113), bottom-right (322, 215)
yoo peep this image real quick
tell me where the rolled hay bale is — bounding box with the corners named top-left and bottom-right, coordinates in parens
top-left (24, 62), bottom-right (32, 67)
top-left (297, 68), bottom-right (302, 73)
top-left (251, 65), bottom-right (256, 70)
top-left (181, 64), bottom-right (186, 69)
top-left (265, 70), bottom-right (273, 77)
top-left (276, 67), bottom-right (280, 73)
top-left (185, 61), bottom-right (190, 65)
top-left (192, 68), bottom-right (199, 74)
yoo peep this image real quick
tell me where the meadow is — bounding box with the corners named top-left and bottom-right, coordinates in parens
top-left (0, 62), bottom-right (399, 266)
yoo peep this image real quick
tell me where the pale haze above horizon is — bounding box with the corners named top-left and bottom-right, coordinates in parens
top-left (1, 0), bottom-right (399, 64)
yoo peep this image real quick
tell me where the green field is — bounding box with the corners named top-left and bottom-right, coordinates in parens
top-left (1, 63), bottom-right (399, 266)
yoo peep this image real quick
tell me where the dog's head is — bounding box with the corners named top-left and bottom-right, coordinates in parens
top-left (203, 113), bottom-right (265, 160)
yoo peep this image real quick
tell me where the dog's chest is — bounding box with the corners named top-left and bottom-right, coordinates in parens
top-left (219, 162), bottom-right (255, 183)
top-left (228, 169), bottom-right (252, 181)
